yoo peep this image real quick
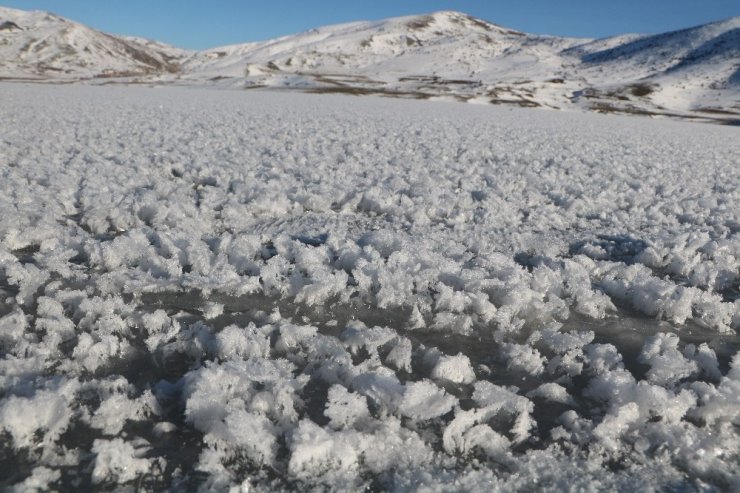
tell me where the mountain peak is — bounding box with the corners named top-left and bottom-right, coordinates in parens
top-left (402, 10), bottom-right (521, 35)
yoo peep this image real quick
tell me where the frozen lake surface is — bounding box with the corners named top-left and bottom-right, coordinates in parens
top-left (0, 84), bottom-right (738, 491)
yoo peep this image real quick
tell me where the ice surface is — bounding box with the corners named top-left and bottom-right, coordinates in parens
top-left (0, 83), bottom-right (738, 491)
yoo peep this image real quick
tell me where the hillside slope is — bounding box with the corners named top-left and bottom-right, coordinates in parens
top-left (0, 7), bottom-right (737, 121)
top-left (181, 11), bottom-right (584, 109)
top-left (0, 6), bottom-right (187, 79)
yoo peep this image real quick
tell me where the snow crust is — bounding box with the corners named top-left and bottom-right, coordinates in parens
top-left (0, 83), bottom-right (738, 491)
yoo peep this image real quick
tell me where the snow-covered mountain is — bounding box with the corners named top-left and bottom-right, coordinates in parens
top-left (0, 6), bottom-right (187, 79)
top-left (182, 12), bottom-right (580, 103)
top-left (564, 17), bottom-right (740, 115)
top-left (1, 6), bottom-right (738, 122)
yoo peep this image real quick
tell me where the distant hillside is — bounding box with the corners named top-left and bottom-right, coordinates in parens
top-left (1, 6), bottom-right (738, 123)
top-left (0, 6), bottom-right (187, 79)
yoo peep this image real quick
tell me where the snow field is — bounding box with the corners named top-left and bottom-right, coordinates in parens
top-left (0, 83), bottom-right (738, 491)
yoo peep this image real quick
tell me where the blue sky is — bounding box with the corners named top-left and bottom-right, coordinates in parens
top-left (4, 0), bottom-right (739, 49)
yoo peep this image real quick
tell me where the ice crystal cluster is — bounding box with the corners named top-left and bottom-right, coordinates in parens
top-left (0, 84), bottom-right (738, 491)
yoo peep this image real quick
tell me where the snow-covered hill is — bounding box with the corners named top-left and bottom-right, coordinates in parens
top-left (0, 6), bottom-right (187, 80)
top-left (564, 17), bottom-right (740, 115)
top-left (179, 12), bottom-right (582, 106)
top-left (1, 6), bottom-right (738, 122)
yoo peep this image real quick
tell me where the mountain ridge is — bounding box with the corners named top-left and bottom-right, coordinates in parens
top-left (1, 6), bottom-right (738, 123)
